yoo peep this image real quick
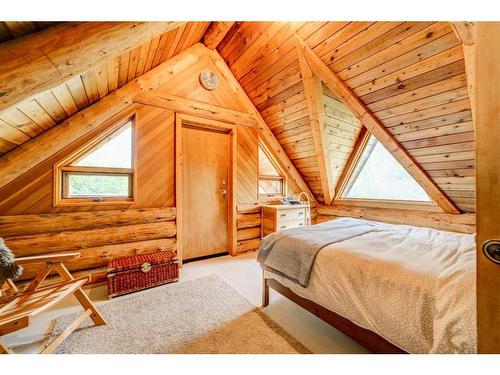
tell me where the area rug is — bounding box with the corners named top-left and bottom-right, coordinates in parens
top-left (48, 274), bottom-right (311, 354)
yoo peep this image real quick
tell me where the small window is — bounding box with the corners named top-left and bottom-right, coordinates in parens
top-left (258, 143), bottom-right (285, 197)
top-left (55, 118), bottom-right (135, 205)
top-left (341, 134), bottom-right (431, 201)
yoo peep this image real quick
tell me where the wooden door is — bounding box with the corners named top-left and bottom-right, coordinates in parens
top-left (476, 22), bottom-right (500, 353)
top-left (181, 125), bottom-right (229, 260)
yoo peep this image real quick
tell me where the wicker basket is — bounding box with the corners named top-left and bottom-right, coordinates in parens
top-left (107, 251), bottom-right (179, 298)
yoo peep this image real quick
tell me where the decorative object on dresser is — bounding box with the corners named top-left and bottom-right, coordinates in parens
top-left (107, 251), bottom-right (179, 299)
top-left (261, 204), bottom-right (309, 236)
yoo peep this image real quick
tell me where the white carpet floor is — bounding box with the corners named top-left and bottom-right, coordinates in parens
top-left (3, 251), bottom-right (369, 354)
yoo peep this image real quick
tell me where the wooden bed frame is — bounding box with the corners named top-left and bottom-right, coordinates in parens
top-left (262, 275), bottom-right (407, 354)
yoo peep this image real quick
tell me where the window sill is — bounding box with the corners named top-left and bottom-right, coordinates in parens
top-left (53, 197), bottom-right (135, 207)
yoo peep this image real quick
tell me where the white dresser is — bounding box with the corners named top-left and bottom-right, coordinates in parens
top-left (261, 204), bottom-right (309, 236)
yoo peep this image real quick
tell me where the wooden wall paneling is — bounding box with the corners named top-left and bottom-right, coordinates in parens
top-left (208, 47), bottom-right (316, 201)
top-left (34, 92), bottom-right (68, 124)
top-left (238, 22), bottom-right (328, 92)
top-left (16, 100), bottom-right (55, 131)
top-left (0, 108), bottom-right (44, 138)
top-left (0, 22), bottom-right (184, 112)
top-left (295, 34), bottom-right (460, 213)
top-left (354, 45), bottom-right (465, 99)
top-left (475, 22), bottom-right (500, 353)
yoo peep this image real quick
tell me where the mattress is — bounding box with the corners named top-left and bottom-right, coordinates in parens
top-left (264, 218), bottom-right (477, 353)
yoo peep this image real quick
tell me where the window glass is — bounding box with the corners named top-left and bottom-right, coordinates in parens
top-left (343, 135), bottom-right (431, 201)
top-left (64, 173), bottom-right (132, 198)
top-left (259, 178), bottom-right (283, 196)
top-left (74, 122), bottom-right (132, 168)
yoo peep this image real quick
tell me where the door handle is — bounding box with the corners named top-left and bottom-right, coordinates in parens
top-left (483, 240), bottom-right (500, 265)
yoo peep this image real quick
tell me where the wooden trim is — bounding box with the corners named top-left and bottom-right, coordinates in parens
top-left (175, 114), bottom-right (237, 264)
top-left (294, 35), bottom-right (459, 214)
top-left (334, 127), bottom-right (369, 199)
top-left (53, 111), bottom-right (137, 207)
top-left (296, 44), bottom-right (333, 204)
top-left (258, 140), bottom-right (287, 198)
top-left (203, 22), bottom-right (235, 49)
top-left (134, 93), bottom-right (258, 128)
top-left (475, 22), bottom-right (500, 353)
top-left (207, 47), bottom-right (316, 203)
top-left (264, 277), bottom-right (406, 354)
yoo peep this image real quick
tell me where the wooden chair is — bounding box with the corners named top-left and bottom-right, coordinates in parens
top-left (0, 252), bottom-right (106, 354)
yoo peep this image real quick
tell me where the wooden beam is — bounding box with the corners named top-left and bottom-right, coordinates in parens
top-left (294, 35), bottom-right (459, 214)
top-left (206, 47), bottom-right (316, 202)
top-left (0, 43), bottom-right (205, 190)
top-left (0, 21), bottom-right (184, 112)
top-left (134, 93), bottom-right (258, 128)
top-left (451, 22), bottom-right (476, 128)
top-left (317, 204), bottom-right (475, 234)
top-left (296, 45), bottom-right (333, 204)
top-left (203, 22), bottom-right (235, 49)
top-left (475, 21), bottom-right (500, 353)
top-left (451, 22), bottom-right (475, 45)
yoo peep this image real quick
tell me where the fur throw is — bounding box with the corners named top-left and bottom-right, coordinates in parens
top-left (0, 238), bottom-right (22, 285)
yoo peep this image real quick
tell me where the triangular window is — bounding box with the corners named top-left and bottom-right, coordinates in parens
top-left (341, 134), bottom-right (431, 201)
top-left (54, 117), bottom-right (135, 205)
top-left (73, 122), bottom-right (132, 168)
top-left (259, 142), bottom-right (285, 196)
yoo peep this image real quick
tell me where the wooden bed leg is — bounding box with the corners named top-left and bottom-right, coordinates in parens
top-left (262, 272), bottom-right (269, 307)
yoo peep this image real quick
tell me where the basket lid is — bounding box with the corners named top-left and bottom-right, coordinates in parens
top-left (107, 250), bottom-right (177, 273)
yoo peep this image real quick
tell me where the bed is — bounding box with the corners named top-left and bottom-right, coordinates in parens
top-left (258, 217), bottom-right (476, 354)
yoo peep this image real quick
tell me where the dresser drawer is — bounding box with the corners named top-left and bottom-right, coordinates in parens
top-left (277, 219), bottom-right (306, 231)
top-left (277, 208), bottom-right (306, 223)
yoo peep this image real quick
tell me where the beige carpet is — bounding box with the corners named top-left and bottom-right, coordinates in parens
top-left (48, 274), bottom-right (311, 354)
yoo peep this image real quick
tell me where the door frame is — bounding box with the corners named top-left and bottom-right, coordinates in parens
top-left (175, 113), bottom-right (237, 264)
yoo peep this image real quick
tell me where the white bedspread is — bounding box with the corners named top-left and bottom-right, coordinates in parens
top-left (264, 218), bottom-right (476, 353)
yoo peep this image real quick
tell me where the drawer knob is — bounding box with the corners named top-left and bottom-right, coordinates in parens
top-left (280, 213), bottom-right (286, 217)
top-left (298, 223), bottom-right (304, 226)
top-left (298, 212), bottom-right (304, 215)
top-left (280, 226), bottom-right (286, 229)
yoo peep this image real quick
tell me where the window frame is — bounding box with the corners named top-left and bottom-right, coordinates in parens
top-left (53, 114), bottom-right (137, 207)
top-left (258, 140), bottom-right (287, 198)
top-left (334, 131), bottom-right (439, 212)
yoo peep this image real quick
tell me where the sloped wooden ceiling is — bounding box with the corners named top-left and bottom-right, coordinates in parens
top-left (0, 21), bottom-right (475, 213)
top-left (0, 21), bottom-right (210, 155)
top-left (215, 21), bottom-right (475, 212)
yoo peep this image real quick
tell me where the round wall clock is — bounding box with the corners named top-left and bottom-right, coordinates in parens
top-left (199, 69), bottom-right (219, 91)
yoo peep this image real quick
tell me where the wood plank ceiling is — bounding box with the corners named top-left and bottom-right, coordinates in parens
top-left (0, 21), bottom-right (210, 155)
top-left (216, 22), bottom-right (475, 212)
top-left (0, 21), bottom-right (475, 213)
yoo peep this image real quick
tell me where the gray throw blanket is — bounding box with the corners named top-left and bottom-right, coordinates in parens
top-left (257, 218), bottom-right (380, 287)
top-left (0, 238), bottom-right (22, 285)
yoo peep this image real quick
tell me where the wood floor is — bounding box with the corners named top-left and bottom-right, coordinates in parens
top-left (2, 252), bottom-right (368, 354)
